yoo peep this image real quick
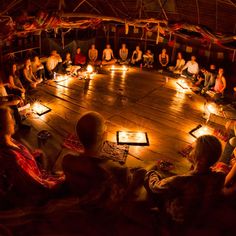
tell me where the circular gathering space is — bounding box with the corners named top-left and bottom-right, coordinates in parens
top-left (1, 1), bottom-right (236, 235)
top-left (20, 66), bottom-right (208, 173)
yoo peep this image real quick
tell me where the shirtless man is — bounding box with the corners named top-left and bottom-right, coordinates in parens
top-left (102, 44), bottom-right (117, 65)
top-left (88, 44), bottom-right (99, 65)
top-left (131, 46), bottom-right (142, 66)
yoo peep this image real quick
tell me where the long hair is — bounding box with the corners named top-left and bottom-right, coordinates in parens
top-left (192, 135), bottom-right (222, 170)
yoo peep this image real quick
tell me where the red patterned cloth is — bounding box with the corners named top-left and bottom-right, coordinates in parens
top-left (0, 139), bottom-right (63, 190)
top-left (74, 53), bottom-right (86, 65)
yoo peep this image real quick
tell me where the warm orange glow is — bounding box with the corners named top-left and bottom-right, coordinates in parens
top-left (206, 103), bottom-right (217, 114)
top-left (118, 131), bottom-right (147, 143)
top-left (110, 65), bottom-right (128, 72)
top-left (87, 65), bottom-right (93, 73)
top-left (192, 126), bottom-right (210, 138)
top-left (32, 102), bottom-right (51, 115)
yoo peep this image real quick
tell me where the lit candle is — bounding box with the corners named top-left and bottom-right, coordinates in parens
top-left (87, 65), bottom-right (93, 73)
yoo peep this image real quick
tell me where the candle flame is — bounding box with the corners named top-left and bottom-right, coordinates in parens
top-left (87, 65), bottom-right (93, 73)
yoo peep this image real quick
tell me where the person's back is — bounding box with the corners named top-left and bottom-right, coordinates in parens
top-left (145, 135), bottom-right (225, 224)
top-left (62, 112), bottom-right (131, 206)
top-left (62, 154), bottom-right (107, 196)
top-left (153, 171), bottom-right (224, 223)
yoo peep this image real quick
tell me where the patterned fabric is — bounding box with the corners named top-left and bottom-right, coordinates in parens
top-left (146, 169), bottom-right (225, 223)
top-left (0, 139), bottom-right (62, 190)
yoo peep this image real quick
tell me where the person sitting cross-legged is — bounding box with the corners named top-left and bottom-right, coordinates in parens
top-left (191, 67), bottom-right (208, 93)
top-left (213, 68), bottom-right (226, 102)
top-left (158, 48), bottom-right (169, 71)
top-left (131, 46), bottom-right (143, 66)
top-left (143, 49), bottom-right (154, 68)
top-left (74, 47), bottom-right (86, 66)
top-left (88, 44), bottom-right (100, 66)
top-left (46, 50), bottom-right (63, 79)
top-left (0, 106), bottom-right (64, 208)
top-left (8, 63), bottom-right (26, 98)
top-left (201, 64), bottom-right (217, 95)
top-left (169, 52), bottom-right (185, 74)
top-left (144, 135), bottom-right (225, 225)
top-left (62, 52), bottom-right (72, 73)
top-left (181, 55), bottom-right (199, 82)
top-left (119, 43), bottom-right (129, 65)
top-left (0, 78), bottom-right (30, 131)
top-left (102, 44), bottom-right (117, 66)
top-left (62, 111), bottom-right (143, 207)
top-left (31, 56), bottom-right (46, 81)
top-left (22, 59), bottom-right (42, 89)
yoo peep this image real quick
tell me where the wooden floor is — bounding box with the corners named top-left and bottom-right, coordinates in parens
top-left (19, 66), bottom-right (216, 174)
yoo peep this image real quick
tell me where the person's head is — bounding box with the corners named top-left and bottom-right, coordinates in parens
top-left (51, 50), bottom-right (57, 56)
top-left (190, 135), bottom-right (222, 172)
top-left (11, 63), bottom-right (17, 74)
top-left (25, 58), bottom-right (31, 67)
top-left (76, 48), bottom-right (81, 54)
top-left (191, 56), bottom-right (196, 61)
top-left (106, 44), bottom-right (111, 49)
top-left (136, 46), bottom-right (140, 51)
top-left (147, 50), bottom-right (151, 54)
top-left (162, 48), bottom-right (166, 54)
top-left (76, 112), bottom-right (107, 151)
top-left (0, 106), bottom-right (15, 138)
top-left (210, 64), bottom-right (216, 71)
top-left (122, 43), bottom-right (126, 49)
top-left (218, 68), bottom-right (224, 76)
top-left (65, 52), bottom-right (71, 60)
top-left (33, 56), bottom-right (40, 63)
top-left (177, 52), bottom-right (182, 59)
top-left (91, 44), bottom-right (95, 49)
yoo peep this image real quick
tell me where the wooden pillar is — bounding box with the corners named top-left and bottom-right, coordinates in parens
top-left (0, 39), bottom-right (3, 65)
top-left (39, 31), bottom-right (42, 55)
top-left (207, 43), bottom-right (212, 63)
top-left (171, 36), bottom-right (177, 63)
top-left (114, 26), bottom-right (119, 53)
top-left (232, 50), bottom-right (236, 63)
top-left (144, 30), bottom-right (147, 52)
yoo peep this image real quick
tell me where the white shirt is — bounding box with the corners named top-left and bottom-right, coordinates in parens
top-left (183, 61), bottom-right (199, 74)
top-left (103, 49), bottom-right (113, 61)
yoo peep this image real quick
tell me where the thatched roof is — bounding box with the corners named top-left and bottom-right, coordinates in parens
top-left (0, 0), bottom-right (236, 49)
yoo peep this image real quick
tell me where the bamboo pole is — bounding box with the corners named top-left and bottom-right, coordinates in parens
top-left (61, 13), bottom-right (167, 27)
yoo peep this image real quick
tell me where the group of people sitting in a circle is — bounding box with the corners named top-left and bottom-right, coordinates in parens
top-left (0, 106), bottom-right (236, 230)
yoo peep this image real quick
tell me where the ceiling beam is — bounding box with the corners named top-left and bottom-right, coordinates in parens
top-left (0, 0), bottom-right (22, 15)
top-left (73, 0), bottom-right (86, 12)
top-left (157, 0), bottom-right (168, 20)
top-left (196, 0), bottom-right (200, 24)
top-left (61, 12), bottom-right (167, 26)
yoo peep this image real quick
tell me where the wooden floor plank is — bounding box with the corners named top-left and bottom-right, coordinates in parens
top-left (19, 68), bottom-right (222, 174)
